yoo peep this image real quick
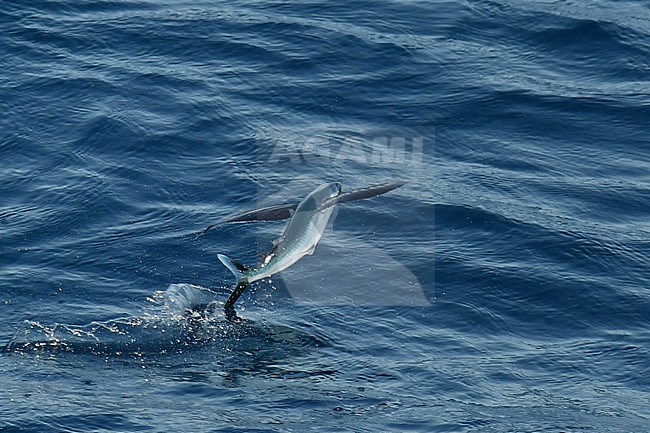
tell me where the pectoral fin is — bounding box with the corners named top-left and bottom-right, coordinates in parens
top-left (198, 181), bottom-right (406, 239)
top-left (197, 204), bottom-right (297, 238)
top-left (318, 180), bottom-right (406, 212)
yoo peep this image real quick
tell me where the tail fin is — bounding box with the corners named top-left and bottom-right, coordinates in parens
top-left (217, 254), bottom-right (247, 284)
top-left (217, 254), bottom-right (250, 317)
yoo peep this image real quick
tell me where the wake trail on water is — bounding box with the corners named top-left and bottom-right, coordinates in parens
top-left (1, 284), bottom-right (326, 360)
top-left (2, 284), bottom-right (228, 357)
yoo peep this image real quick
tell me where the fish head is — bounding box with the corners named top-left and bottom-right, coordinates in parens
top-left (315, 182), bottom-right (342, 199)
top-left (296, 182), bottom-right (343, 213)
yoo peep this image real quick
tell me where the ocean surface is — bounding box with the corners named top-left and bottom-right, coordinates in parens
top-left (1, 0), bottom-right (649, 431)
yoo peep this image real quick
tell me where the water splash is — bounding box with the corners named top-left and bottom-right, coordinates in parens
top-left (2, 284), bottom-right (327, 361)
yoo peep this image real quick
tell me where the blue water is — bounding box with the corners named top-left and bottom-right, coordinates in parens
top-left (1, 0), bottom-right (649, 431)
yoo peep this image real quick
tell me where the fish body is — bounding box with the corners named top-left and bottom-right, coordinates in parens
top-left (218, 183), bottom-right (342, 315)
